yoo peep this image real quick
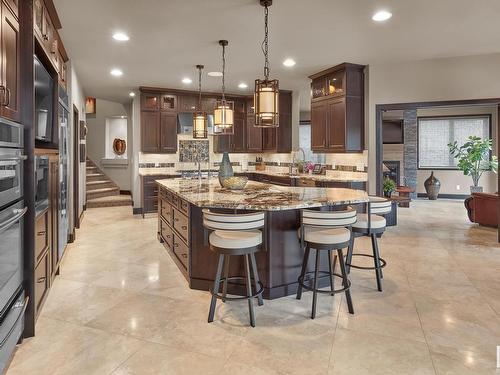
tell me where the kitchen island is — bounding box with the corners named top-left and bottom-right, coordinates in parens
top-left (156, 178), bottom-right (368, 299)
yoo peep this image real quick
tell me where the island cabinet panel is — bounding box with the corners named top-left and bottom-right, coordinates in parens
top-left (141, 175), bottom-right (179, 216)
top-left (309, 63), bottom-right (365, 153)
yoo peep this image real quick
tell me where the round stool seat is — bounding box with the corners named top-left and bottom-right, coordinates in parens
top-left (304, 227), bottom-right (351, 245)
top-left (209, 230), bottom-right (262, 249)
top-left (352, 213), bottom-right (386, 229)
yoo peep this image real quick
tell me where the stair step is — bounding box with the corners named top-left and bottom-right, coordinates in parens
top-left (87, 173), bottom-right (105, 182)
top-left (86, 180), bottom-right (115, 190)
top-left (86, 187), bottom-right (119, 199)
top-left (87, 195), bottom-right (133, 208)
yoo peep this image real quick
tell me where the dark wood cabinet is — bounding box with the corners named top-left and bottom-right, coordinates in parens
top-left (141, 93), bottom-right (159, 111)
top-left (49, 158), bottom-right (59, 278)
top-left (141, 111), bottom-right (160, 152)
top-left (178, 95), bottom-right (197, 112)
top-left (231, 99), bottom-right (246, 152)
top-left (160, 94), bottom-right (177, 112)
top-left (0, 0), bottom-right (20, 122)
top-left (160, 112), bottom-right (177, 152)
top-left (309, 63), bottom-right (365, 153)
top-left (246, 114), bottom-right (262, 151)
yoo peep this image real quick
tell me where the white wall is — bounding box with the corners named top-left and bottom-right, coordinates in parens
top-left (368, 53), bottom-right (500, 194)
top-left (105, 118), bottom-right (128, 159)
top-left (68, 61), bottom-right (86, 226)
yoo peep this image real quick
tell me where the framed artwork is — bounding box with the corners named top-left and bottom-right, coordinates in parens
top-left (85, 97), bottom-right (96, 114)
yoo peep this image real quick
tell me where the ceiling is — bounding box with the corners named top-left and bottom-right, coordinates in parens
top-left (54, 0), bottom-right (500, 110)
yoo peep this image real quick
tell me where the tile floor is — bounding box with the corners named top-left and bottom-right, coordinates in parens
top-left (7, 199), bottom-right (500, 375)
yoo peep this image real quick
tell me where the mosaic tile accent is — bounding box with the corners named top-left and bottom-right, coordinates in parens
top-left (179, 140), bottom-right (209, 162)
top-left (138, 162), bottom-right (175, 168)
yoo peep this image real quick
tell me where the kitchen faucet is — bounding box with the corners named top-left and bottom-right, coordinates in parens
top-left (289, 147), bottom-right (306, 175)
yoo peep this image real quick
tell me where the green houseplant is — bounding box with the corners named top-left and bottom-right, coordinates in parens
top-left (448, 136), bottom-right (498, 193)
top-left (383, 177), bottom-right (396, 198)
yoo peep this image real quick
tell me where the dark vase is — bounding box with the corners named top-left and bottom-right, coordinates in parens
top-left (218, 152), bottom-right (234, 187)
top-left (424, 171), bottom-right (441, 200)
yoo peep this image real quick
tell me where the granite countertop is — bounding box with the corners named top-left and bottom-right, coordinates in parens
top-left (246, 170), bottom-right (367, 182)
top-left (156, 178), bottom-right (368, 211)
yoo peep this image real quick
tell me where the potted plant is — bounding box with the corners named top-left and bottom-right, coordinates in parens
top-left (448, 136), bottom-right (498, 193)
top-left (383, 177), bottom-right (396, 198)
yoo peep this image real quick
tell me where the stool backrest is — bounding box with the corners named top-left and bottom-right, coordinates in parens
top-left (203, 210), bottom-right (265, 231)
top-left (301, 207), bottom-right (357, 228)
top-left (368, 196), bottom-right (392, 215)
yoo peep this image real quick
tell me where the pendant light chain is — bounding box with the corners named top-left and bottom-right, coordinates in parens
top-left (198, 66), bottom-right (202, 110)
top-left (263, 3), bottom-right (270, 80)
top-left (222, 43), bottom-right (226, 101)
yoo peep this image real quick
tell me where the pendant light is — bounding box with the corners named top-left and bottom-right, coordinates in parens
top-left (254, 0), bottom-right (279, 128)
top-left (193, 64), bottom-right (208, 138)
top-left (213, 40), bottom-right (234, 135)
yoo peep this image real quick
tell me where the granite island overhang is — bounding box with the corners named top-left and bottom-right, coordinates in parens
top-left (155, 178), bottom-right (369, 299)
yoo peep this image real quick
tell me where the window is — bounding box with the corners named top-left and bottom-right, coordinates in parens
top-left (418, 115), bottom-right (490, 169)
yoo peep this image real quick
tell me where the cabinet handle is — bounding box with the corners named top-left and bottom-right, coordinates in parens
top-left (5, 88), bottom-right (10, 107)
top-left (166, 235), bottom-right (171, 238)
top-left (0, 86), bottom-right (5, 106)
top-left (173, 243), bottom-right (179, 247)
top-left (181, 225), bottom-right (187, 230)
top-left (37, 277), bottom-right (46, 283)
top-left (37, 231), bottom-right (46, 236)
top-left (181, 254), bottom-right (187, 258)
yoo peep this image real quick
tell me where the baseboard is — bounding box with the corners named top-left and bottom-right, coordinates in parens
top-left (120, 190), bottom-right (131, 195)
top-left (133, 207), bottom-right (143, 215)
top-left (68, 229), bottom-right (75, 243)
top-left (417, 193), bottom-right (470, 200)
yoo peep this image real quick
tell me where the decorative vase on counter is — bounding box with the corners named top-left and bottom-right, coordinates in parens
top-left (424, 171), bottom-right (441, 200)
top-left (218, 152), bottom-right (234, 187)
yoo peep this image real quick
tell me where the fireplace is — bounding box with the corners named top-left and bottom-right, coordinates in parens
top-left (383, 160), bottom-right (400, 185)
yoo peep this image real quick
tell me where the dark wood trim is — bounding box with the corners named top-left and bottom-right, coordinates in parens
top-left (20, 0), bottom-right (36, 338)
top-left (308, 62), bottom-right (365, 80)
top-left (43, 0), bottom-right (62, 29)
top-left (72, 105), bottom-right (80, 229)
top-left (139, 86), bottom-right (292, 98)
top-left (376, 97), bottom-right (500, 242)
top-left (133, 207), bottom-right (143, 215)
top-left (417, 193), bottom-right (470, 200)
top-left (68, 230), bottom-right (75, 243)
top-left (498, 104), bottom-right (500, 242)
top-left (119, 190), bottom-right (131, 195)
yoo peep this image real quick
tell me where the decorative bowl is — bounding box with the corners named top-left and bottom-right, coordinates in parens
top-left (222, 176), bottom-right (248, 190)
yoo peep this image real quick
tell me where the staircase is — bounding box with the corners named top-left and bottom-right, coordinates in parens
top-left (86, 158), bottom-right (132, 208)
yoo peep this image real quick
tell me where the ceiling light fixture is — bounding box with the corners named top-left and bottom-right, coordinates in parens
top-left (213, 40), bottom-right (234, 135)
top-left (254, 0), bottom-right (279, 128)
top-left (208, 71), bottom-right (223, 77)
top-left (182, 77), bottom-right (192, 84)
top-left (112, 32), bottom-right (129, 41)
top-left (372, 10), bottom-right (392, 22)
top-left (110, 68), bottom-right (123, 77)
top-left (238, 82), bottom-right (248, 89)
top-left (283, 58), bottom-right (296, 67)
top-left (129, 92), bottom-right (135, 97)
top-left (193, 65), bottom-right (208, 139)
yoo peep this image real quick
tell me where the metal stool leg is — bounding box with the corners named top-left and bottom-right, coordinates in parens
top-left (328, 250), bottom-right (335, 296)
top-left (250, 253), bottom-right (264, 306)
top-left (338, 248), bottom-right (354, 314)
top-left (370, 234), bottom-right (383, 292)
top-left (221, 255), bottom-right (231, 302)
top-left (311, 249), bottom-right (320, 319)
top-left (244, 254), bottom-right (256, 327)
top-left (208, 254), bottom-right (224, 323)
top-left (296, 245), bottom-right (310, 300)
top-left (346, 233), bottom-right (355, 274)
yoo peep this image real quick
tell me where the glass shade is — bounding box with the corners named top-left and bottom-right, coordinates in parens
top-left (213, 99), bottom-right (234, 135)
top-left (192, 110), bottom-right (207, 138)
top-left (254, 79), bottom-right (279, 127)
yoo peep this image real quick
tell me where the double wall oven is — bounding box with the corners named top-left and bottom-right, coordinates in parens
top-left (0, 118), bottom-right (27, 372)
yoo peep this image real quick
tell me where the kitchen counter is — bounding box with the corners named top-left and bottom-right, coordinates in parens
top-left (156, 178), bottom-right (368, 299)
top-left (156, 178), bottom-right (368, 211)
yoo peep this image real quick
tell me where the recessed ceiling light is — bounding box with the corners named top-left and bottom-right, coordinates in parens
top-left (110, 68), bottom-right (123, 77)
top-left (207, 71), bottom-right (223, 77)
top-left (112, 32), bottom-right (129, 41)
top-left (283, 58), bottom-right (296, 67)
top-left (372, 10), bottom-right (392, 22)
top-left (129, 92), bottom-right (135, 97)
top-left (182, 77), bottom-right (192, 84)
top-left (238, 82), bottom-right (248, 89)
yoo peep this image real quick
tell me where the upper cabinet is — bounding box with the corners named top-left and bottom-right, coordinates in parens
top-left (309, 63), bottom-right (365, 152)
top-left (0, 0), bottom-right (20, 122)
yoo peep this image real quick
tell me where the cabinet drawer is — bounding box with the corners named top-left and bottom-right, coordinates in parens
top-left (160, 199), bottom-right (173, 225)
top-left (160, 219), bottom-right (173, 249)
top-left (171, 194), bottom-right (179, 209)
top-left (35, 212), bottom-right (49, 261)
top-left (179, 199), bottom-right (189, 216)
top-left (173, 208), bottom-right (189, 244)
top-left (35, 253), bottom-right (50, 313)
top-left (173, 234), bottom-right (189, 270)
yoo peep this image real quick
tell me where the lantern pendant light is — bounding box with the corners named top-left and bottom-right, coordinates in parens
top-left (193, 64), bottom-right (208, 139)
top-left (254, 0), bottom-right (279, 128)
top-left (213, 40), bottom-right (234, 135)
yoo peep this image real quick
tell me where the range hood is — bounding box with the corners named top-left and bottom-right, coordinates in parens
top-left (177, 112), bottom-right (214, 135)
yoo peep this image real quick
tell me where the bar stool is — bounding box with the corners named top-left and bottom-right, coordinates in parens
top-left (296, 208), bottom-right (357, 319)
top-left (203, 210), bottom-right (265, 327)
top-left (345, 196), bottom-right (392, 292)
